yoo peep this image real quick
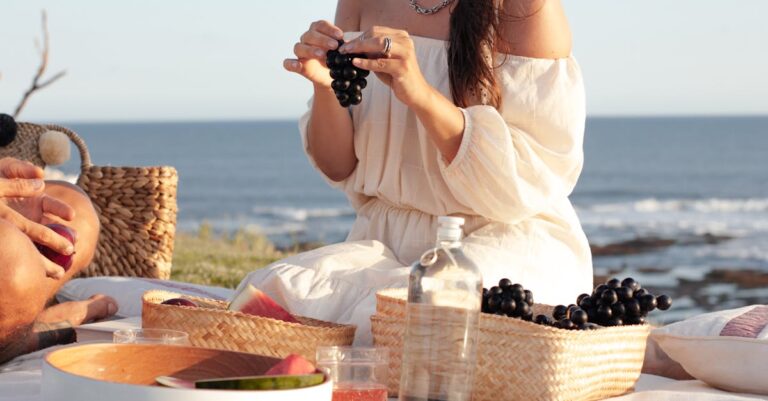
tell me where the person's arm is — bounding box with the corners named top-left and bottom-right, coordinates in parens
top-left (283, 0), bottom-right (360, 182)
top-left (0, 322), bottom-right (76, 365)
top-left (340, 0), bottom-right (572, 165)
top-left (498, 0), bottom-right (572, 58)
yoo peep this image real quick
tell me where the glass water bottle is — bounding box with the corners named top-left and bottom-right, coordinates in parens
top-left (398, 216), bottom-right (483, 401)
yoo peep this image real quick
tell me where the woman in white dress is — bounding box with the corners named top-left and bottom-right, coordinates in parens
top-left (240, 0), bottom-right (592, 344)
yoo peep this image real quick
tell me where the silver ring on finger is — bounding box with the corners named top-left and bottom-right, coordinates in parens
top-left (382, 37), bottom-right (393, 58)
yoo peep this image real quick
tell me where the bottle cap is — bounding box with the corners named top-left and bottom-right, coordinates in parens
top-left (438, 216), bottom-right (465, 227)
top-left (437, 216), bottom-right (465, 242)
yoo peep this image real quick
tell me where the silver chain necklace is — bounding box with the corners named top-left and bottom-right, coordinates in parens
top-left (408, 0), bottom-right (456, 15)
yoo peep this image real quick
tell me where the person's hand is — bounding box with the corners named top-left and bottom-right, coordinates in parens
top-left (283, 20), bottom-right (345, 88)
top-left (339, 27), bottom-right (431, 108)
top-left (0, 158), bottom-right (75, 279)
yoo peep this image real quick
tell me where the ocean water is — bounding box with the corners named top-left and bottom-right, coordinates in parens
top-left (52, 117), bottom-right (768, 318)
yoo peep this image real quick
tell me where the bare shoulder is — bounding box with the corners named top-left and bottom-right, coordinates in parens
top-left (335, 0), bottom-right (362, 32)
top-left (498, 0), bottom-right (573, 59)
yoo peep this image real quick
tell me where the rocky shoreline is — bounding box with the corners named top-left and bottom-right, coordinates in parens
top-left (590, 233), bottom-right (733, 256)
top-left (591, 232), bottom-right (766, 323)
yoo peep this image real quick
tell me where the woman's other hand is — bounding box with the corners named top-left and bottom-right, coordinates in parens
top-left (0, 158), bottom-right (74, 279)
top-left (284, 20), bottom-right (345, 88)
top-left (339, 27), bottom-right (430, 108)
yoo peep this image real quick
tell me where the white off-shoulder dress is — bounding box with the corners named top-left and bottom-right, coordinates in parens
top-left (238, 33), bottom-right (593, 344)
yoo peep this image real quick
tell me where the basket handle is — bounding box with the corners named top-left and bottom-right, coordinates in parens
top-left (44, 124), bottom-right (92, 172)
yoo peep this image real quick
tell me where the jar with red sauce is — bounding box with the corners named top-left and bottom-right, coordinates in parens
top-left (316, 346), bottom-right (390, 401)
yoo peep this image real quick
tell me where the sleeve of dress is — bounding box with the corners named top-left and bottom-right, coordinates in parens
top-left (298, 96), bottom-right (353, 189)
top-left (437, 56), bottom-right (586, 224)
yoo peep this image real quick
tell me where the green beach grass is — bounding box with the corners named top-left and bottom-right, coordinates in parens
top-left (170, 224), bottom-right (307, 288)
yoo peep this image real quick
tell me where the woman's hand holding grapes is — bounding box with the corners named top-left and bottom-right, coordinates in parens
top-left (283, 20), bottom-right (345, 88)
top-left (338, 26), bottom-right (431, 109)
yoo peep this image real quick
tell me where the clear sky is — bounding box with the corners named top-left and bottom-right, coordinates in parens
top-left (1, 0), bottom-right (766, 122)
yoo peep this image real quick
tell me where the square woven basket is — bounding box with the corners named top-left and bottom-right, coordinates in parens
top-left (371, 288), bottom-right (651, 401)
top-left (142, 290), bottom-right (356, 363)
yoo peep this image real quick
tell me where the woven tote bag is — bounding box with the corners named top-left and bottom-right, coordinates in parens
top-left (0, 121), bottom-right (178, 279)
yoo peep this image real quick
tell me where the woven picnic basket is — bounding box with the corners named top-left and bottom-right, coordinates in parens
top-left (372, 288), bottom-right (651, 401)
top-left (0, 122), bottom-right (178, 279)
top-left (142, 290), bottom-right (357, 363)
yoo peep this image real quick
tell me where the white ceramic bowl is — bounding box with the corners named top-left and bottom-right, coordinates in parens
top-left (41, 343), bottom-right (332, 401)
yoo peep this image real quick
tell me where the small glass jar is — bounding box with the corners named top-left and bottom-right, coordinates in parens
top-left (316, 346), bottom-right (389, 401)
top-left (112, 328), bottom-right (190, 346)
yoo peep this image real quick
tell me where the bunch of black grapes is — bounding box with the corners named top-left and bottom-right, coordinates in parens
top-left (536, 277), bottom-right (672, 331)
top-left (326, 40), bottom-right (369, 108)
top-left (481, 279), bottom-right (535, 321)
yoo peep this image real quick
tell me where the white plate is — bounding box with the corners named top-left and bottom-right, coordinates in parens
top-left (40, 343), bottom-right (332, 401)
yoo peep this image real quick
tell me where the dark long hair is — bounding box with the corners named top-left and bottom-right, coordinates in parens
top-left (448, 0), bottom-right (501, 108)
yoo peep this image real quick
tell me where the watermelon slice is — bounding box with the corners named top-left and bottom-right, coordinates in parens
top-left (264, 354), bottom-right (316, 376)
top-left (194, 373), bottom-right (324, 390)
top-left (228, 284), bottom-right (299, 323)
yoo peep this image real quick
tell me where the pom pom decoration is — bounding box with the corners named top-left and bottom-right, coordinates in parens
top-left (39, 130), bottom-right (71, 166)
top-left (0, 114), bottom-right (18, 147)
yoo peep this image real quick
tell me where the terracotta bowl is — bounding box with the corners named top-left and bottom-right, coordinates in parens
top-left (41, 343), bottom-right (332, 401)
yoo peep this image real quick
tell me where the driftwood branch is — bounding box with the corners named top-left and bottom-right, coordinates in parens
top-left (13, 10), bottom-right (67, 119)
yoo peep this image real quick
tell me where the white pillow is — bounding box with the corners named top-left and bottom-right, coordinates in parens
top-left (652, 305), bottom-right (768, 395)
top-left (56, 277), bottom-right (235, 318)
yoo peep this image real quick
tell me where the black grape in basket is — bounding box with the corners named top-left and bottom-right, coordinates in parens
top-left (593, 284), bottom-right (608, 297)
top-left (481, 279), bottom-right (534, 319)
top-left (555, 319), bottom-right (576, 330)
top-left (601, 289), bottom-right (618, 305)
top-left (639, 293), bottom-right (658, 312)
top-left (501, 298), bottom-right (516, 314)
top-left (524, 289), bottom-right (534, 305)
top-left (552, 305), bottom-right (569, 321)
top-left (482, 276), bottom-right (673, 331)
top-left (621, 277), bottom-right (640, 291)
top-left (624, 299), bottom-right (642, 317)
top-left (578, 295), bottom-right (593, 310)
top-left (580, 323), bottom-right (600, 331)
top-left (656, 294), bottom-right (673, 311)
top-left (610, 302), bottom-right (626, 319)
top-left (606, 278), bottom-right (622, 289)
top-left (570, 309), bottom-right (588, 326)
top-left (597, 304), bottom-right (613, 321)
top-left (535, 314), bottom-right (554, 326)
top-left (570, 277), bottom-right (673, 328)
top-left (326, 40), bottom-right (369, 108)
top-left (616, 286), bottom-right (634, 302)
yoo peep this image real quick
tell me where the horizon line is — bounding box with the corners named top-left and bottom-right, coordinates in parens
top-left (18, 112), bottom-right (768, 125)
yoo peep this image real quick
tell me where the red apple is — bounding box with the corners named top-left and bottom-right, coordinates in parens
top-left (36, 223), bottom-right (76, 271)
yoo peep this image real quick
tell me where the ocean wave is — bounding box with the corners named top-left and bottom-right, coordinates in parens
top-left (44, 168), bottom-right (78, 184)
top-left (581, 197), bottom-right (768, 214)
top-left (177, 219), bottom-right (307, 236)
top-left (251, 206), bottom-right (355, 222)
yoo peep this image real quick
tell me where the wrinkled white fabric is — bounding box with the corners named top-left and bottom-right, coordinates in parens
top-left (240, 33), bottom-right (593, 344)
